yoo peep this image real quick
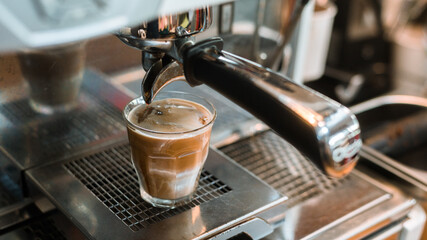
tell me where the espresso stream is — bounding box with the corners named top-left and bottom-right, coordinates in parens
top-left (127, 98), bottom-right (213, 200)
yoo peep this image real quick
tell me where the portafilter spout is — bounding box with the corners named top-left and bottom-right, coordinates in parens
top-left (116, 6), bottom-right (362, 178)
top-left (116, 7), bottom-right (211, 102)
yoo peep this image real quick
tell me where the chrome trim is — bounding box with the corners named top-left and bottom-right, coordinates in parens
top-left (117, 7), bottom-right (212, 42)
top-left (351, 95), bottom-right (427, 199)
top-left (350, 95), bottom-right (427, 115)
top-left (360, 145), bottom-right (427, 199)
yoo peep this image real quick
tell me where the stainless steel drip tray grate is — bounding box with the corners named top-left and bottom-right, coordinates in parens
top-left (0, 98), bottom-right (39, 124)
top-left (218, 130), bottom-right (410, 239)
top-left (0, 70), bottom-right (128, 170)
top-left (220, 130), bottom-right (345, 207)
top-left (63, 145), bottom-right (231, 231)
top-left (0, 79), bottom-right (123, 129)
top-left (26, 141), bottom-right (286, 240)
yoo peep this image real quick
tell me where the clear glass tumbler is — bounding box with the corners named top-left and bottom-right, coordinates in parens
top-left (123, 91), bottom-right (216, 208)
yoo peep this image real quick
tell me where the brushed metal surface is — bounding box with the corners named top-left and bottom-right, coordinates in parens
top-left (277, 170), bottom-right (394, 240)
top-left (25, 142), bottom-right (286, 240)
top-left (63, 144), bottom-right (232, 231)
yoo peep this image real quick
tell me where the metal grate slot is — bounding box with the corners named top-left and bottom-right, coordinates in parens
top-left (0, 99), bottom-right (38, 124)
top-left (64, 144), bottom-right (231, 232)
top-left (220, 131), bottom-right (346, 207)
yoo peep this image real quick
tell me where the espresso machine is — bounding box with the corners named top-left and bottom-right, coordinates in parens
top-left (0, 0), bottom-right (425, 239)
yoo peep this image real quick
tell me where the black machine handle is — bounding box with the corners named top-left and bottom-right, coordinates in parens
top-left (183, 38), bottom-right (362, 177)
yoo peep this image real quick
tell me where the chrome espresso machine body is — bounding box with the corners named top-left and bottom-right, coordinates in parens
top-left (0, 0), bottom-right (425, 239)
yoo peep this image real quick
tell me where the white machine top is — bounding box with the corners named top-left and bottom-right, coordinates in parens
top-left (0, 0), bottom-right (229, 52)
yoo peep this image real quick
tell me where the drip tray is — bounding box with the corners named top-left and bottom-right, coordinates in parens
top-left (219, 131), bottom-right (417, 239)
top-left (220, 131), bottom-right (346, 207)
top-left (0, 69), bottom-right (129, 170)
top-left (25, 141), bottom-right (287, 240)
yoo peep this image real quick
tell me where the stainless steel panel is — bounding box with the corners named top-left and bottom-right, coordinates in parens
top-left (276, 170), bottom-right (412, 240)
top-left (25, 142), bottom-right (287, 240)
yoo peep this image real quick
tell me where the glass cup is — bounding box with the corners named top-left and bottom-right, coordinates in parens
top-left (18, 42), bottom-right (86, 114)
top-left (123, 91), bottom-right (216, 208)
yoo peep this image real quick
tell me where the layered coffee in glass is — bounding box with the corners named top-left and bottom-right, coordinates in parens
top-left (123, 91), bottom-right (216, 208)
